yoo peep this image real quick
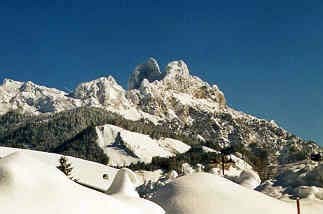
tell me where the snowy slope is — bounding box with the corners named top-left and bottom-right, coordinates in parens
top-left (0, 151), bottom-right (164, 214)
top-left (95, 124), bottom-right (190, 166)
top-left (0, 146), bottom-right (117, 190)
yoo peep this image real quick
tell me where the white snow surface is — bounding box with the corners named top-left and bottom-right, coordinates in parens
top-left (151, 173), bottom-right (296, 214)
top-left (107, 168), bottom-right (140, 197)
top-left (95, 124), bottom-right (190, 166)
top-left (0, 146), bottom-right (117, 190)
top-left (0, 151), bottom-right (164, 214)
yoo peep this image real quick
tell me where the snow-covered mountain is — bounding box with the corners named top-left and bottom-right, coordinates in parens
top-left (0, 78), bottom-right (80, 114)
top-left (0, 58), bottom-right (227, 121)
top-left (0, 57), bottom-right (321, 188)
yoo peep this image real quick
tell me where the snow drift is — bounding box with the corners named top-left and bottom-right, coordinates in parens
top-left (0, 151), bottom-right (164, 214)
top-left (107, 168), bottom-right (165, 214)
top-left (0, 146), bottom-right (117, 190)
top-left (151, 173), bottom-right (295, 214)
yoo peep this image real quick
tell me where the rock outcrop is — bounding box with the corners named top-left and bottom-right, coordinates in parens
top-left (128, 57), bottom-right (163, 90)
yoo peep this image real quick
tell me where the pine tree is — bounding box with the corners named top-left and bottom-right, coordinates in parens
top-left (57, 156), bottom-right (73, 176)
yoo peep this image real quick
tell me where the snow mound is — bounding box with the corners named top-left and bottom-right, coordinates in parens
top-left (107, 168), bottom-right (165, 214)
top-left (107, 168), bottom-right (139, 197)
top-left (151, 173), bottom-right (294, 214)
top-left (236, 169), bottom-right (261, 189)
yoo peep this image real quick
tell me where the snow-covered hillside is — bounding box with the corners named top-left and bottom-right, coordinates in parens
top-left (95, 124), bottom-right (190, 166)
top-left (0, 146), bottom-right (117, 190)
top-left (151, 173), bottom-right (323, 214)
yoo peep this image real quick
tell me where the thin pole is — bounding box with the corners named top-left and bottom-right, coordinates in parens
top-left (222, 155), bottom-right (225, 176)
top-left (296, 197), bottom-right (300, 214)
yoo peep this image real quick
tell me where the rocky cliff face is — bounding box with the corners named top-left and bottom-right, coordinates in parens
top-left (128, 57), bottom-right (163, 90)
top-left (127, 60), bottom-right (226, 122)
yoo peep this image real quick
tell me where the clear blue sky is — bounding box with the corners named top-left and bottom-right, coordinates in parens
top-left (0, 0), bottom-right (322, 145)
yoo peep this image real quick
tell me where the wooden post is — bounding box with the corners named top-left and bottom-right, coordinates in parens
top-left (296, 197), bottom-right (300, 214)
top-left (221, 155), bottom-right (225, 176)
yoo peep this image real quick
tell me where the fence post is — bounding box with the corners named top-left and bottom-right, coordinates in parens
top-left (296, 197), bottom-right (300, 214)
top-left (221, 155), bottom-right (225, 176)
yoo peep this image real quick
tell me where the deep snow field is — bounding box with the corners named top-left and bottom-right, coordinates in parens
top-left (0, 146), bottom-right (322, 214)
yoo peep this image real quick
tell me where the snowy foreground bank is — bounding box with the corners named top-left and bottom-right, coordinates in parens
top-left (0, 147), bottom-right (322, 214)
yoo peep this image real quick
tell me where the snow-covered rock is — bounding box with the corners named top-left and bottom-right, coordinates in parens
top-left (236, 169), bottom-right (261, 189)
top-left (195, 163), bottom-right (205, 172)
top-left (181, 163), bottom-right (194, 175)
top-left (167, 170), bottom-right (179, 180)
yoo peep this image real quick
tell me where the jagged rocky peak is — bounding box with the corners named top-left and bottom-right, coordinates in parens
top-left (164, 60), bottom-right (190, 77)
top-left (74, 75), bottom-right (131, 108)
top-left (19, 81), bottom-right (49, 94)
top-left (2, 78), bottom-right (20, 85)
top-left (1, 78), bottom-right (23, 91)
top-left (128, 57), bottom-right (163, 90)
top-left (20, 81), bottom-right (37, 92)
top-left (74, 75), bottom-right (120, 98)
top-left (126, 58), bottom-right (227, 120)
